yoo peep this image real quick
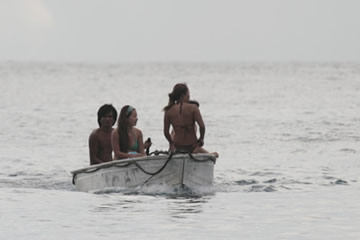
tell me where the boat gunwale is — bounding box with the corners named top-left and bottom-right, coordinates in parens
top-left (71, 153), bottom-right (216, 174)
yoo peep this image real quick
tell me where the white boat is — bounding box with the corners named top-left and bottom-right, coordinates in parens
top-left (71, 153), bottom-right (216, 192)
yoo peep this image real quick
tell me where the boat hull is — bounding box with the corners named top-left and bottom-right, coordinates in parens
top-left (71, 153), bottom-right (216, 192)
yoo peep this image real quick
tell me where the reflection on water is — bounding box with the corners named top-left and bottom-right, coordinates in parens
top-left (92, 198), bottom-right (146, 213)
top-left (88, 192), bottom-right (211, 221)
top-left (167, 196), bottom-right (210, 219)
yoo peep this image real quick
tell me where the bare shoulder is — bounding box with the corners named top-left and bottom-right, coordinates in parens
top-left (165, 105), bottom-right (176, 115)
top-left (133, 127), bottom-right (143, 135)
top-left (184, 102), bottom-right (199, 112)
top-left (89, 128), bottom-right (100, 144)
top-left (89, 128), bottom-right (100, 138)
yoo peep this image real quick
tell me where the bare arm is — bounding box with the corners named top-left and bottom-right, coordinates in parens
top-left (194, 107), bottom-right (205, 146)
top-left (137, 129), bottom-right (146, 156)
top-left (163, 112), bottom-right (175, 151)
top-left (89, 132), bottom-right (102, 165)
top-left (163, 113), bottom-right (172, 145)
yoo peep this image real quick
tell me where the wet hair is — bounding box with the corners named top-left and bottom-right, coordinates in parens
top-left (163, 83), bottom-right (189, 112)
top-left (97, 104), bottom-right (118, 127)
top-left (117, 105), bottom-right (135, 153)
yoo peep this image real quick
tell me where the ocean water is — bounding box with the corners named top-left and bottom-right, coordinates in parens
top-left (0, 62), bottom-right (360, 239)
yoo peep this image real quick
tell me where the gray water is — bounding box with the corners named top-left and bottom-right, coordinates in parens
top-left (1, 62), bottom-right (360, 239)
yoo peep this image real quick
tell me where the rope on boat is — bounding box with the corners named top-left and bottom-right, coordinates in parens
top-left (150, 149), bottom-right (216, 163)
top-left (142, 151), bottom-right (176, 184)
top-left (149, 150), bottom-right (169, 156)
top-left (72, 151), bottom-right (172, 184)
top-left (174, 150), bottom-right (216, 164)
top-left (72, 162), bottom-right (133, 184)
top-left (142, 151), bottom-right (216, 184)
top-left (134, 151), bottom-right (175, 176)
top-left (72, 151), bottom-right (215, 185)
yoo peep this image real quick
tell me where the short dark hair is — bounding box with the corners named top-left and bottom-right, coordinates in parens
top-left (97, 104), bottom-right (118, 127)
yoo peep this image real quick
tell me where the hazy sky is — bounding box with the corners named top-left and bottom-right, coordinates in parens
top-left (1, 0), bottom-right (359, 62)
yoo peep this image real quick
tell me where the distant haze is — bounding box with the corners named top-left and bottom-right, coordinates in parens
top-left (1, 0), bottom-right (359, 62)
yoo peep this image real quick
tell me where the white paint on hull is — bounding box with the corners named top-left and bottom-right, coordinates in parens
top-left (72, 153), bottom-right (216, 192)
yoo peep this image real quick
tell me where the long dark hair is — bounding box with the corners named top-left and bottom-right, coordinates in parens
top-left (117, 105), bottom-right (135, 153)
top-left (163, 83), bottom-right (189, 112)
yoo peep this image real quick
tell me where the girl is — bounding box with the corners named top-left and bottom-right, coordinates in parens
top-left (112, 105), bottom-right (146, 159)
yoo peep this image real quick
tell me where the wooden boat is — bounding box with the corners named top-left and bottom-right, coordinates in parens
top-left (71, 152), bottom-right (216, 192)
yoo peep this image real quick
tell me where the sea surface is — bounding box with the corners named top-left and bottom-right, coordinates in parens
top-left (0, 62), bottom-right (359, 239)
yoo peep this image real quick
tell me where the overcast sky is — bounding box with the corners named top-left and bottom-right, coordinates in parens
top-left (1, 0), bottom-right (359, 62)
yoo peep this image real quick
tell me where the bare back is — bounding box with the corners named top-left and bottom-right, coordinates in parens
top-left (164, 103), bottom-right (204, 146)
